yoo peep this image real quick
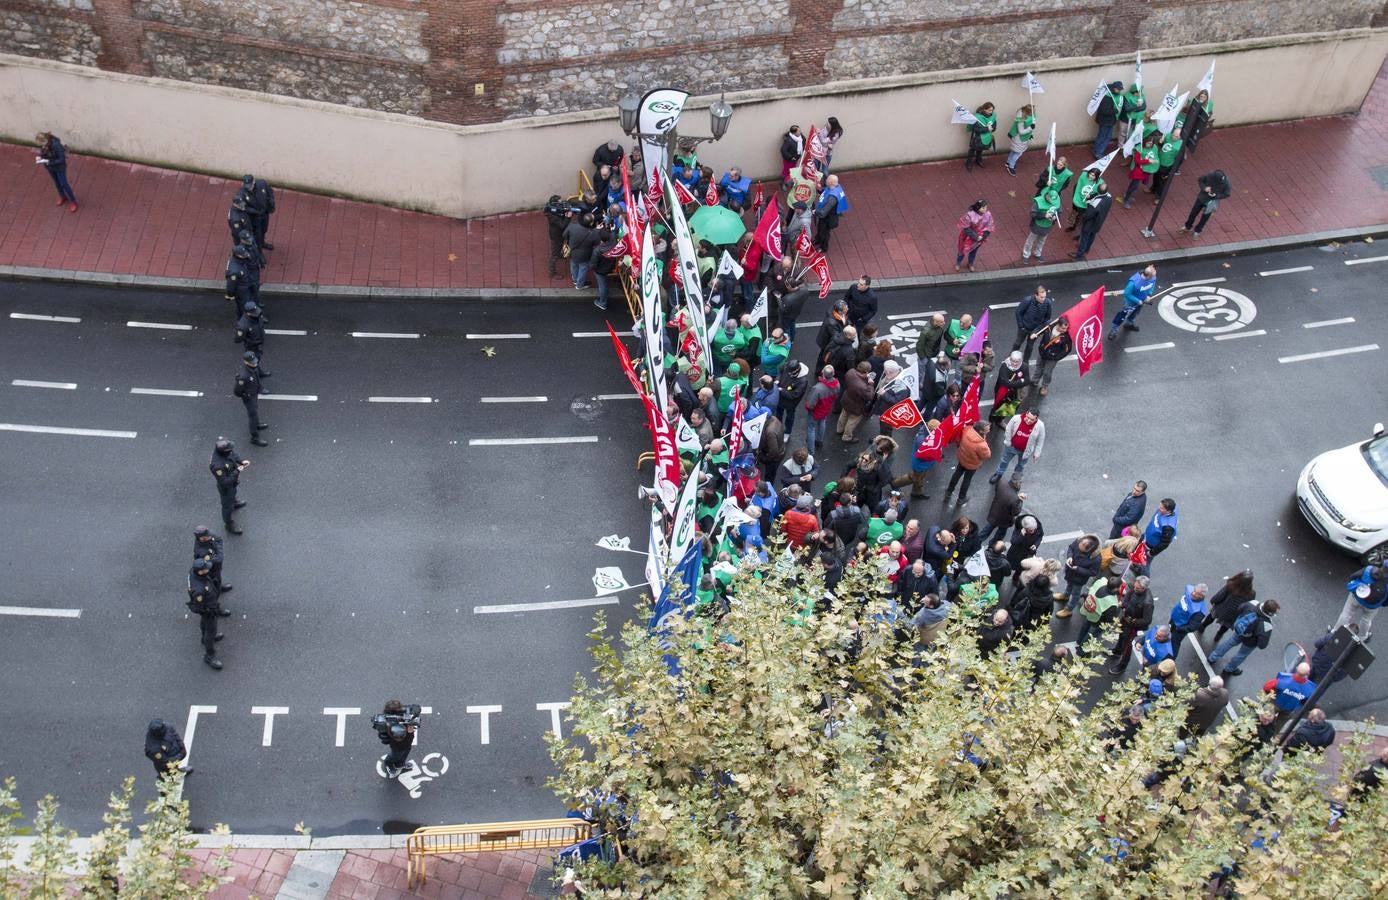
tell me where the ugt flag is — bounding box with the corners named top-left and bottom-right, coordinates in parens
top-left (1060, 286), bottom-right (1106, 377)
top-left (880, 397), bottom-right (923, 430)
top-left (751, 198), bottom-right (783, 261)
top-left (954, 375), bottom-right (982, 430)
top-left (705, 180), bottom-right (718, 206)
top-left (950, 99), bottom-right (979, 125)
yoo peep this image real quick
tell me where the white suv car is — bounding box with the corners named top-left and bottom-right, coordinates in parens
top-left (1296, 423), bottom-right (1388, 564)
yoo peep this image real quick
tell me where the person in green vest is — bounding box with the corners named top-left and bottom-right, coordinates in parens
top-left (1121, 133), bottom-right (1159, 208)
top-left (1034, 155), bottom-right (1072, 199)
top-left (866, 508), bottom-right (905, 547)
top-left (759, 328), bottom-right (791, 376)
top-left (943, 313), bottom-right (975, 361)
top-left (965, 102), bottom-right (997, 171)
top-left (707, 437), bottom-right (730, 470)
top-left (1004, 104), bottom-right (1035, 176)
top-left (1118, 84), bottom-right (1146, 146)
top-left (716, 360), bottom-right (748, 415)
top-left (1065, 167), bottom-right (1102, 232)
top-left (1140, 112), bottom-right (1160, 144)
top-left (958, 575), bottom-right (999, 618)
top-left (710, 319), bottom-right (745, 370)
top-left (735, 314), bottom-right (762, 366)
top-left (1021, 186), bottom-right (1061, 263)
top-left (1150, 130), bottom-right (1184, 199)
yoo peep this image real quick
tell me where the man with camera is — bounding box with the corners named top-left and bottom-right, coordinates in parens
top-left (544, 195), bottom-right (574, 277)
top-left (372, 699), bottom-right (422, 777)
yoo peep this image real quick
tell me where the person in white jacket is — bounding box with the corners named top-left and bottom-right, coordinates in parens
top-left (990, 410), bottom-right (1045, 483)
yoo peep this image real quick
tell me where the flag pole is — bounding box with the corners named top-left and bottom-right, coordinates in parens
top-left (1140, 142), bottom-right (1188, 239)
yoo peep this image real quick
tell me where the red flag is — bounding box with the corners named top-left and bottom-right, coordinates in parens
top-left (880, 398), bottom-right (923, 430)
top-left (604, 240), bottom-right (628, 259)
top-left (673, 177), bottom-right (698, 206)
top-left (1060, 286), bottom-right (1106, 377)
top-left (800, 249), bottom-right (830, 299)
top-left (705, 180), bottom-right (718, 206)
top-left (752, 184), bottom-right (765, 213)
top-left (953, 375), bottom-right (982, 430)
top-left (620, 158), bottom-right (642, 261)
top-left (799, 124), bottom-right (820, 181)
top-left (915, 418), bottom-right (954, 460)
top-left (641, 390), bottom-right (682, 506)
top-left (794, 229), bottom-right (814, 259)
top-left (751, 198), bottom-right (783, 261)
top-left (645, 166), bottom-right (664, 215)
top-left (727, 387), bottom-right (744, 461)
top-left (1130, 539), bottom-right (1151, 568)
top-left (607, 322), bottom-right (645, 396)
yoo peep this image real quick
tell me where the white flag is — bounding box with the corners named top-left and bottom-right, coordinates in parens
top-left (1120, 121), bottom-right (1142, 158)
top-left (1154, 88), bottom-right (1189, 136)
top-left (747, 287), bottom-right (769, 325)
top-left (716, 249), bottom-right (744, 281)
top-left (715, 496), bottom-right (756, 529)
top-left (645, 504), bottom-right (668, 598)
top-left (640, 222), bottom-right (667, 417)
top-left (1086, 81), bottom-right (1109, 117)
top-left (1045, 122), bottom-right (1057, 183)
top-left (674, 415), bottom-right (702, 456)
top-left (1197, 59), bottom-right (1215, 96)
top-left (963, 547), bottom-right (990, 578)
top-left (741, 410), bottom-right (768, 449)
top-left (899, 366), bottom-right (920, 402)
top-left (1086, 148), bottom-right (1119, 178)
top-left (594, 566), bottom-right (631, 596)
top-left (950, 99), bottom-right (979, 125)
top-left (1133, 51), bottom-right (1143, 91)
top-left (1021, 72), bottom-right (1044, 94)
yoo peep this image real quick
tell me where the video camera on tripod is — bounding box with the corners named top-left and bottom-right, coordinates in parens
top-left (371, 703), bottom-right (422, 744)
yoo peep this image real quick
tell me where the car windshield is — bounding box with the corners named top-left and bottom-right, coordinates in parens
top-left (1364, 434), bottom-right (1388, 487)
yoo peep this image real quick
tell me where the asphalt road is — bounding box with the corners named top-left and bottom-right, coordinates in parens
top-left (1, 238), bottom-right (1385, 834)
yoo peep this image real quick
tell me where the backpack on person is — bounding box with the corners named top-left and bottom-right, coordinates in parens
top-left (1233, 609), bottom-right (1259, 637)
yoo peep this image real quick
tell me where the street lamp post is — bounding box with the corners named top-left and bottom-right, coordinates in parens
top-left (616, 87), bottom-right (734, 168)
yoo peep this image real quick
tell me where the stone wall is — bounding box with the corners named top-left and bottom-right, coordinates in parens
top-left (0, 0), bottom-right (1384, 126)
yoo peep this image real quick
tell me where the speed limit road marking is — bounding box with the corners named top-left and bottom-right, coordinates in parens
top-left (1158, 286), bottom-right (1257, 334)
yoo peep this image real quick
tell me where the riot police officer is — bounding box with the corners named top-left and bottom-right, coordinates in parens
top-left (193, 525), bottom-right (232, 593)
top-left (187, 556), bottom-right (230, 669)
top-left (234, 352), bottom-right (269, 447)
top-left (144, 719), bottom-right (189, 776)
top-left (234, 303), bottom-right (267, 373)
top-left (225, 246), bottom-right (255, 319)
top-left (210, 439), bottom-right (250, 534)
top-left (251, 178), bottom-right (276, 250)
top-left (228, 194), bottom-right (253, 248)
top-left (237, 228), bottom-right (265, 272)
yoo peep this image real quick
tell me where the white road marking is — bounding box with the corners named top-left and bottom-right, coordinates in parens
top-left (264, 328), bottom-right (308, 336)
top-left (251, 706), bottom-right (290, 747)
top-left (1257, 265), bottom-right (1313, 277)
top-left (479, 396), bottom-right (548, 403)
top-left (10, 312), bottom-right (80, 323)
top-left (131, 387), bottom-right (203, 397)
top-left (989, 301), bottom-right (1021, 310)
top-left (11, 380), bottom-right (76, 390)
top-left (322, 707), bottom-right (362, 748)
top-left (886, 309), bottom-right (946, 321)
top-left (795, 321), bottom-right (818, 329)
top-left (127, 320), bottom-right (193, 330)
top-left (1278, 344), bottom-right (1379, 364)
top-left (466, 705), bottom-right (503, 745)
top-left (181, 705), bottom-right (217, 769)
top-left (1187, 634), bottom-right (1239, 720)
top-left (474, 597), bottom-right (621, 614)
top-left (468, 436), bottom-right (599, 446)
top-left (1344, 255), bottom-right (1388, 266)
top-left (1124, 342), bottom-right (1175, 353)
top-left (350, 331), bottom-right (419, 339)
top-left (979, 399), bottom-right (993, 409)
top-left (368, 396), bottom-right (434, 403)
top-left (536, 702), bottom-right (571, 740)
top-left (0, 605), bottom-right (82, 618)
top-left (1169, 277), bottom-right (1226, 287)
top-left (1302, 317), bottom-right (1355, 329)
top-left (596, 393), bottom-right (640, 401)
top-left (1040, 530), bottom-right (1085, 545)
top-left (0, 423), bottom-right (136, 438)
top-left (261, 393), bottom-right (318, 401)
top-left (465, 333), bottom-right (530, 340)
top-left (1213, 329), bottom-right (1266, 341)
top-left (572, 331), bottom-right (610, 338)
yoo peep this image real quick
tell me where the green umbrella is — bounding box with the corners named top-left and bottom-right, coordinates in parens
top-left (688, 203), bottom-right (747, 246)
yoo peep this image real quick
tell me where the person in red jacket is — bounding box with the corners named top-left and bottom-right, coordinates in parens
top-left (779, 494), bottom-right (820, 549)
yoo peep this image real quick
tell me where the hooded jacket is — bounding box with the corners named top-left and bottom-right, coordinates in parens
top-left (955, 427), bottom-right (992, 470)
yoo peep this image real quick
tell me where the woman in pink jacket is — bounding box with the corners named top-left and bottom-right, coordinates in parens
top-left (955, 199), bottom-right (994, 272)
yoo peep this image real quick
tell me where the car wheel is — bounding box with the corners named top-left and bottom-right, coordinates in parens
top-left (1365, 542), bottom-right (1388, 565)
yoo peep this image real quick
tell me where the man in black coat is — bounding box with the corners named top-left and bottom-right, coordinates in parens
top-left (1012, 285), bottom-right (1052, 359)
top-left (210, 439), bottom-right (250, 534)
top-left (816, 300), bottom-right (849, 357)
top-left (250, 179), bottom-right (276, 249)
top-left (234, 303), bottom-right (267, 373)
top-left (978, 608), bottom-right (1014, 657)
top-left (193, 525), bottom-right (233, 594)
top-left (1071, 182), bottom-right (1112, 261)
top-left (145, 719), bottom-right (189, 776)
top-left (1182, 169), bottom-right (1231, 238)
top-left (778, 280), bottom-right (811, 333)
top-left (1108, 576), bottom-right (1155, 675)
top-left (842, 276), bottom-right (878, 332)
top-left (776, 361), bottom-right (810, 435)
top-left (1092, 81), bottom-right (1123, 157)
top-left (234, 352), bottom-right (270, 447)
top-left (187, 557), bottom-right (230, 669)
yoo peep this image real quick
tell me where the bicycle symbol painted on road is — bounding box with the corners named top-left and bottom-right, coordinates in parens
top-left (1158, 287), bottom-right (1257, 334)
top-left (377, 752), bottom-right (449, 798)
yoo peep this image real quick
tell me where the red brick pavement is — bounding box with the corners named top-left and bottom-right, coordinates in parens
top-left (2, 65), bottom-right (1386, 293)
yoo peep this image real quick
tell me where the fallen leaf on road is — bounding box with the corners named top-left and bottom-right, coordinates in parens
top-left (1007, 191), bottom-right (1016, 198)
top-left (1366, 236), bottom-right (1375, 243)
top-left (1272, 210), bottom-right (1280, 216)
top-left (483, 346), bottom-right (496, 357)
top-left (1222, 262), bottom-right (1231, 268)
top-left (1310, 288), bottom-right (1319, 293)
top-left (448, 253), bottom-right (458, 262)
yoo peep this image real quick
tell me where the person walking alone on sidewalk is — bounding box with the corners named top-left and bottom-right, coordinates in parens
top-left (1004, 105), bottom-right (1036, 176)
top-left (1181, 170), bottom-right (1231, 239)
top-left (35, 132), bottom-right (78, 212)
top-left (964, 103), bottom-right (997, 171)
top-left (1109, 264), bottom-right (1158, 338)
top-left (955, 200), bottom-right (993, 272)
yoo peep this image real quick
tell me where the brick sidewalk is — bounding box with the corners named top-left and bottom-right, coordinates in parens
top-left (3, 62), bottom-right (1386, 294)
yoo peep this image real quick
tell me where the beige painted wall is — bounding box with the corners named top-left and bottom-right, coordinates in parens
top-left (1, 29), bottom-right (1383, 219)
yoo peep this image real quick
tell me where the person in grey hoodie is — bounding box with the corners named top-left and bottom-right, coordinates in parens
top-left (911, 592), bottom-right (952, 646)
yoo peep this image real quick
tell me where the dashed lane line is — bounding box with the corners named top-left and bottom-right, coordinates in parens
top-left (260, 393), bottom-right (319, 401)
top-left (467, 436), bottom-right (600, 446)
top-left (1040, 530), bottom-right (1085, 545)
top-left (1302, 317), bottom-right (1355, 329)
top-left (367, 396), bottom-right (434, 403)
top-left (350, 331), bottom-right (419, 339)
top-left (1213, 330), bottom-right (1266, 342)
top-left (989, 301), bottom-right (1021, 310)
top-left (1258, 265), bottom-right (1313, 277)
top-left (465, 333), bottom-right (531, 340)
top-left (595, 393), bottom-right (640, 401)
top-left (11, 380), bottom-right (76, 390)
top-left (0, 423), bottom-right (137, 438)
top-left (1344, 255), bottom-right (1388, 266)
top-left (474, 597), bottom-right (620, 614)
top-left (264, 329), bottom-right (308, 336)
top-left (127, 320), bottom-right (193, 331)
top-left (572, 331), bottom-right (610, 338)
top-left (0, 606), bottom-right (82, 618)
top-left (1278, 345), bottom-right (1379, 364)
top-left (1169, 277), bottom-right (1227, 288)
top-left (10, 312), bottom-right (80, 323)
top-left (130, 387), bottom-right (203, 397)
top-left (886, 309), bottom-right (946, 321)
top-left (479, 396), bottom-right (549, 403)
top-left (1123, 342), bottom-right (1175, 353)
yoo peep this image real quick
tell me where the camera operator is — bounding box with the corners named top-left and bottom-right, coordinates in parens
top-left (544, 195), bottom-right (573, 278)
top-left (372, 699), bottom-right (422, 777)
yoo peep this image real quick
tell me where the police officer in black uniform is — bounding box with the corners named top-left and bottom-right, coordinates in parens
top-left (187, 556), bottom-right (230, 669)
top-left (238, 228), bottom-right (265, 272)
top-left (234, 303), bottom-right (267, 374)
top-left (193, 525), bottom-right (232, 593)
top-left (234, 352), bottom-right (270, 447)
top-left (228, 194), bottom-right (253, 248)
top-left (251, 178), bottom-right (276, 250)
top-left (240, 174), bottom-right (267, 246)
top-left (210, 439), bottom-right (250, 534)
top-left (225, 245), bottom-right (255, 319)
top-left (144, 719), bottom-right (190, 776)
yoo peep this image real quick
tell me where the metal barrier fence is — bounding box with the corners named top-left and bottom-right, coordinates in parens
top-left (405, 818), bottom-right (592, 888)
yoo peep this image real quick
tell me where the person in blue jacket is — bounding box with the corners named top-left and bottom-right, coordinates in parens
top-left (1336, 563), bottom-right (1387, 637)
top-left (1168, 582), bottom-right (1209, 646)
top-left (1109, 480), bottom-right (1148, 538)
top-left (812, 175), bottom-right (849, 253)
top-left (1108, 264), bottom-right (1158, 338)
top-left (1139, 624), bottom-right (1174, 668)
top-left (35, 131), bottom-right (78, 211)
top-left (718, 167), bottom-right (752, 209)
top-left (1140, 498), bottom-right (1178, 571)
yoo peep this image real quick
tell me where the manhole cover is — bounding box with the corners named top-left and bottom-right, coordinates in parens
top-left (571, 397), bottom-right (605, 421)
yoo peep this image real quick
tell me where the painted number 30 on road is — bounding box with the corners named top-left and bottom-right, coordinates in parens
top-left (1158, 286), bottom-right (1258, 334)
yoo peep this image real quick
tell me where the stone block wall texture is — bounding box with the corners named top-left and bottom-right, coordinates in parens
top-left (2, 0), bottom-right (1386, 125)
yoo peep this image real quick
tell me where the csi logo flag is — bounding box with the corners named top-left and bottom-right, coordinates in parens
top-left (880, 398), bottom-right (923, 430)
top-left (950, 99), bottom-right (979, 125)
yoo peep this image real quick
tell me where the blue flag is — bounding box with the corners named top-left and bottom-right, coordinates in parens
top-left (649, 540), bottom-right (703, 633)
